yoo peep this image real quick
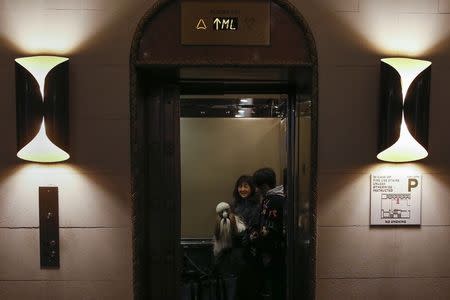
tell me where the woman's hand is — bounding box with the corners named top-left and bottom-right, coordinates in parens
top-left (249, 231), bottom-right (259, 241)
top-left (261, 226), bottom-right (269, 237)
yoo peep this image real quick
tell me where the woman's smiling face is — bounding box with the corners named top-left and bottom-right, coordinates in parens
top-left (238, 182), bottom-right (252, 199)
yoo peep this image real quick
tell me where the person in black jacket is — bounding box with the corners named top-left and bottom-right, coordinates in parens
top-left (231, 175), bottom-right (263, 300)
top-left (253, 168), bottom-right (286, 300)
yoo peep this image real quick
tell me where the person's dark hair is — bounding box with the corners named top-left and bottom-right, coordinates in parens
top-left (233, 175), bottom-right (256, 201)
top-left (253, 168), bottom-right (277, 189)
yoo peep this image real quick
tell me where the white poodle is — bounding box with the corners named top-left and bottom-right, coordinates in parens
top-left (213, 202), bottom-right (246, 256)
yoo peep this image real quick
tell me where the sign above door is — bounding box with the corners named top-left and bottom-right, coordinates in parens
top-left (181, 0), bottom-right (270, 46)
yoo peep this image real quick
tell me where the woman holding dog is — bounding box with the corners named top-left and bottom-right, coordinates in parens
top-left (213, 175), bottom-right (267, 299)
top-left (231, 175), bottom-right (264, 300)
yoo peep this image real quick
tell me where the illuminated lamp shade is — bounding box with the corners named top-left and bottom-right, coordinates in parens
top-left (377, 58), bottom-right (431, 162)
top-left (15, 56), bottom-right (70, 163)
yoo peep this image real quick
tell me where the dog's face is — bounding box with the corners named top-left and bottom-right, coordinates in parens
top-left (215, 202), bottom-right (231, 219)
top-left (218, 207), bottom-right (230, 219)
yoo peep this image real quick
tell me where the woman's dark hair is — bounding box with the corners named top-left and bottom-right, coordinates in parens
top-left (232, 175), bottom-right (256, 201)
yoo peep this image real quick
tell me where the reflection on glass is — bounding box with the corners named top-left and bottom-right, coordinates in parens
top-left (298, 101), bottom-right (312, 238)
top-left (294, 100), bottom-right (313, 296)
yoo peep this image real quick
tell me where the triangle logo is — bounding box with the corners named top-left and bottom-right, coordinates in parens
top-left (196, 19), bottom-right (207, 30)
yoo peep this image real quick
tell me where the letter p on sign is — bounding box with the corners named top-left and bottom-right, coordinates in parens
top-left (408, 178), bottom-right (418, 192)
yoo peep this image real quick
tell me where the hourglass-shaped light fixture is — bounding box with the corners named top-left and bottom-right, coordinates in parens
top-left (377, 58), bottom-right (431, 162)
top-left (16, 56), bottom-right (70, 163)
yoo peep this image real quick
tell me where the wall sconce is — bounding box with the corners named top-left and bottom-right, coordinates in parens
top-left (15, 56), bottom-right (69, 163)
top-left (377, 57), bottom-right (431, 162)
top-left (15, 56), bottom-right (69, 269)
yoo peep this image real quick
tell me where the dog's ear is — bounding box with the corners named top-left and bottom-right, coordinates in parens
top-left (235, 215), bottom-right (246, 233)
top-left (229, 213), bottom-right (236, 224)
top-left (230, 214), bottom-right (241, 235)
top-left (214, 216), bottom-right (221, 240)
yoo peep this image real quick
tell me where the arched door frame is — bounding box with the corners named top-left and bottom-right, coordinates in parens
top-left (130, 1), bottom-right (318, 299)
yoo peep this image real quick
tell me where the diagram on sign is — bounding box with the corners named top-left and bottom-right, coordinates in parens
top-left (370, 174), bottom-right (421, 225)
top-left (381, 193), bottom-right (411, 219)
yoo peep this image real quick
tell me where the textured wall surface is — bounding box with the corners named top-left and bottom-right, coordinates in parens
top-left (0, 0), bottom-right (140, 299)
top-left (299, 0), bottom-right (450, 299)
top-left (0, 0), bottom-right (449, 299)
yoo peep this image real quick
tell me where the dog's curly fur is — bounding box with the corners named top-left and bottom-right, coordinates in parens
top-left (213, 203), bottom-right (246, 256)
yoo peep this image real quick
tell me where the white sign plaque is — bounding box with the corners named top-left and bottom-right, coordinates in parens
top-left (370, 174), bottom-right (422, 225)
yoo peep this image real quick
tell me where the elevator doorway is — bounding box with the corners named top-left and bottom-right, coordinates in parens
top-left (179, 86), bottom-right (292, 300)
top-left (130, 1), bottom-right (317, 299)
top-left (133, 68), bottom-right (314, 299)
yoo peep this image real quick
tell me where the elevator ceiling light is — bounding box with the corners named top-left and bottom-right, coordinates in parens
top-left (377, 58), bottom-right (431, 163)
top-left (240, 98), bottom-right (253, 104)
top-left (16, 56), bottom-right (70, 163)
